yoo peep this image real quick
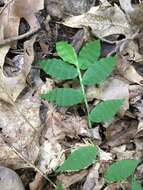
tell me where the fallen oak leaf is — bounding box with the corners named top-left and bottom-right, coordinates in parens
top-left (63, 2), bottom-right (133, 39)
top-left (0, 35), bottom-right (36, 104)
top-left (118, 56), bottom-right (143, 86)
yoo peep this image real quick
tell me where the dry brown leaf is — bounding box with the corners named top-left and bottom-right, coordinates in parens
top-left (118, 56), bottom-right (143, 85)
top-left (121, 41), bottom-right (142, 62)
top-left (63, 2), bottom-right (133, 38)
top-left (57, 170), bottom-right (88, 188)
top-left (0, 0), bottom-right (44, 39)
top-left (106, 119), bottom-right (138, 147)
top-left (38, 140), bottom-right (65, 173)
top-left (83, 163), bottom-right (104, 190)
top-left (0, 36), bottom-right (35, 104)
top-left (104, 182), bottom-right (130, 190)
top-left (29, 173), bottom-right (45, 190)
top-left (0, 89), bottom-right (41, 169)
top-left (111, 144), bottom-right (142, 161)
top-left (41, 105), bottom-right (89, 142)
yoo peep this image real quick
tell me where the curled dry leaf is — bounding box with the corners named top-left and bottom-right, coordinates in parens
top-left (0, 36), bottom-right (36, 104)
top-left (117, 56), bottom-right (143, 86)
top-left (63, 2), bottom-right (133, 38)
top-left (0, 0), bottom-right (44, 39)
top-left (0, 89), bottom-right (41, 169)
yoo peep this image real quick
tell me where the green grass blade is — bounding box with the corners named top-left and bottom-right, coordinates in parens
top-left (56, 41), bottom-right (78, 65)
top-left (41, 88), bottom-right (84, 107)
top-left (39, 58), bottom-right (78, 80)
top-left (89, 99), bottom-right (124, 123)
top-left (82, 56), bottom-right (116, 86)
top-left (78, 40), bottom-right (101, 70)
top-left (105, 160), bottom-right (140, 183)
top-left (57, 145), bottom-right (98, 172)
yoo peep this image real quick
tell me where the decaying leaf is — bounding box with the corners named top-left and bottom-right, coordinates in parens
top-left (117, 56), bottom-right (143, 86)
top-left (0, 36), bottom-right (35, 104)
top-left (38, 140), bottom-right (65, 173)
top-left (57, 170), bottom-right (88, 188)
top-left (29, 173), bottom-right (45, 190)
top-left (106, 119), bottom-right (138, 147)
top-left (0, 89), bottom-right (41, 169)
top-left (104, 182), bottom-right (130, 190)
top-left (83, 163), bottom-right (104, 190)
top-left (63, 2), bottom-right (134, 38)
top-left (0, 0), bottom-right (44, 39)
top-left (41, 105), bottom-right (89, 142)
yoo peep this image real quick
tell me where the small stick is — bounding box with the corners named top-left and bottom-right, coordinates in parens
top-left (0, 133), bottom-right (56, 188)
top-left (0, 28), bottom-right (40, 46)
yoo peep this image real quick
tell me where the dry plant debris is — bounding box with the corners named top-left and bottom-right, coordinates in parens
top-left (0, 0), bottom-right (142, 190)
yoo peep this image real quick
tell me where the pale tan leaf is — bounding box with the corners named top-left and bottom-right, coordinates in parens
top-left (0, 89), bottom-right (41, 169)
top-left (0, 36), bottom-right (35, 104)
top-left (118, 57), bottom-right (143, 86)
top-left (63, 2), bottom-right (133, 38)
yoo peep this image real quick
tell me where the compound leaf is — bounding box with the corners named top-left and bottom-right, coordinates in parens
top-left (89, 99), bottom-right (123, 123)
top-left (41, 88), bottom-right (84, 107)
top-left (83, 56), bottom-right (116, 86)
top-left (79, 40), bottom-right (101, 70)
top-left (131, 176), bottom-right (142, 190)
top-left (56, 41), bottom-right (78, 65)
top-left (39, 58), bottom-right (78, 80)
top-left (105, 160), bottom-right (139, 182)
top-left (57, 145), bottom-right (98, 172)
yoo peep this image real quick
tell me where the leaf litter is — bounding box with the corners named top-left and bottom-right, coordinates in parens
top-left (0, 0), bottom-right (143, 190)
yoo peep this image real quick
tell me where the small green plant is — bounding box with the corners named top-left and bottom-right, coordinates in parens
top-left (39, 40), bottom-right (123, 128)
top-left (57, 145), bottom-right (98, 173)
top-left (104, 159), bottom-right (142, 190)
top-left (38, 40), bottom-right (127, 190)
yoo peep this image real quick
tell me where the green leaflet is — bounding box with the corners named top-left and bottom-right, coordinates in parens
top-left (105, 160), bottom-right (140, 183)
top-left (56, 41), bottom-right (78, 65)
top-left (41, 88), bottom-right (84, 107)
top-left (55, 184), bottom-right (65, 190)
top-left (79, 40), bottom-right (101, 70)
top-left (57, 145), bottom-right (98, 172)
top-left (82, 56), bottom-right (116, 86)
top-left (89, 100), bottom-right (123, 123)
top-left (39, 58), bottom-right (78, 80)
top-left (131, 176), bottom-right (142, 190)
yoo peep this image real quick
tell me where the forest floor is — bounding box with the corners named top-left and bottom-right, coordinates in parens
top-left (0, 0), bottom-right (143, 190)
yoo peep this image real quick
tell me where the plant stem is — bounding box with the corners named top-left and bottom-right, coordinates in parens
top-left (76, 61), bottom-right (92, 128)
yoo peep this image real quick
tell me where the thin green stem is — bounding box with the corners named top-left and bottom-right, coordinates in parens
top-left (76, 61), bottom-right (92, 128)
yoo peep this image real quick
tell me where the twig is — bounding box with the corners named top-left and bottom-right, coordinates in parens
top-left (0, 28), bottom-right (40, 46)
top-left (0, 133), bottom-right (56, 189)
